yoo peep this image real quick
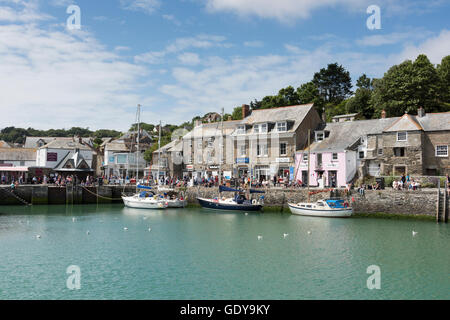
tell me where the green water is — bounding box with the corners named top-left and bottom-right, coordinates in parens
top-left (0, 204), bottom-right (448, 300)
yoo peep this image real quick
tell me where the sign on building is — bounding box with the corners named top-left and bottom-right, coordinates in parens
top-left (47, 152), bottom-right (58, 162)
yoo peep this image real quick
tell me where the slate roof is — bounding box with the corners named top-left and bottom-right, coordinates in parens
top-left (0, 140), bottom-right (11, 148)
top-left (42, 139), bottom-right (93, 150)
top-left (25, 137), bottom-right (93, 149)
top-left (308, 118), bottom-right (399, 153)
top-left (183, 120), bottom-right (241, 139)
top-left (384, 112), bottom-right (450, 132)
top-left (54, 150), bottom-right (93, 171)
top-left (153, 139), bottom-right (183, 154)
top-left (231, 103), bottom-right (316, 135)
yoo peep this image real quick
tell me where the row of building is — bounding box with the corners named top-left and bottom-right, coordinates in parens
top-left (1, 104), bottom-right (449, 186)
top-left (151, 104), bottom-right (449, 187)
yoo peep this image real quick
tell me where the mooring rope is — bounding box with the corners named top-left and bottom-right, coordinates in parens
top-left (80, 186), bottom-right (127, 201)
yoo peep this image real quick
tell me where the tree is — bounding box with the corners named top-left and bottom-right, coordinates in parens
top-left (346, 74), bottom-right (375, 119)
top-left (231, 106), bottom-right (242, 120)
top-left (297, 82), bottom-right (325, 118)
top-left (437, 55), bottom-right (450, 105)
top-left (371, 54), bottom-right (444, 117)
top-left (312, 62), bottom-right (353, 104)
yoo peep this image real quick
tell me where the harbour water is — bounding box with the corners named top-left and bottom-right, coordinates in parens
top-left (0, 204), bottom-right (448, 300)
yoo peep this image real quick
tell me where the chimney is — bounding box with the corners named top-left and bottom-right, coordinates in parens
top-left (242, 104), bottom-right (250, 119)
top-left (381, 110), bottom-right (386, 119)
top-left (417, 106), bottom-right (425, 118)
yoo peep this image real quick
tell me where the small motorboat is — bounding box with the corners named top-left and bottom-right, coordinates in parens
top-left (158, 187), bottom-right (187, 208)
top-left (197, 186), bottom-right (264, 212)
top-left (122, 185), bottom-right (168, 209)
top-left (288, 199), bottom-right (353, 218)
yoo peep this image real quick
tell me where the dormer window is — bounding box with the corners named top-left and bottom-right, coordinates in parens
top-left (254, 123), bottom-right (268, 134)
top-left (397, 132), bottom-right (407, 142)
top-left (237, 125), bottom-right (246, 134)
top-left (277, 122), bottom-right (287, 132)
top-left (315, 131), bottom-right (324, 141)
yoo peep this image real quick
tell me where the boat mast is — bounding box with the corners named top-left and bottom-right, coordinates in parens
top-left (136, 104), bottom-right (141, 193)
top-left (158, 120), bottom-right (161, 185)
top-left (307, 129), bottom-right (311, 203)
top-left (219, 107), bottom-right (224, 186)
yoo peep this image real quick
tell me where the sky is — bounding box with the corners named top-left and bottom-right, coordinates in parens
top-left (0, 0), bottom-right (449, 131)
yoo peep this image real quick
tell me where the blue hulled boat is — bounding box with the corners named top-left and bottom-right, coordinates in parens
top-left (197, 185), bottom-right (264, 212)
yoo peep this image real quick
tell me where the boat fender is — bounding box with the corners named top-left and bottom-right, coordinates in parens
top-left (344, 201), bottom-right (349, 208)
top-left (252, 199), bottom-right (257, 205)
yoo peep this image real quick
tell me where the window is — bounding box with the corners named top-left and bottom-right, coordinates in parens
top-left (239, 145), bottom-right (246, 157)
top-left (317, 153), bottom-right (322, 166)
top-left (257, 144), bottom-right (268, 157)
top-left (394, 147), bottom-right (405, 157)
top-left (302, 154), bottom-right (308, 161)
top-left (378, 149), bottom-right (383, 156)
top-left (197, 139), bottom-right (202, 148)
top-left (260, 123), bottom-right (268, 133)
top-left (253, 124), bottom-right (259, 134)
top-left (397, 132), bottom-right (407, 141)
top-left (316, 132), bottom-right (324, 141)
top-left (332, 153), bottom-right (338, 160)
top-left (197, 154), bottom-right (203, 163)
top-left (277, 122), bottom-right (287, 132)
top-left (207, 138), bottom-right (214, 148)
top-left (237, 125), bottom-right (246, 134)
top-left (436, 145), bottom-right (448, 157)
top-left (280, 143), bottom-right (287, 156)
top-left (20, 161), bottom-right (25, 166)
top-left (359, 151), bottom-right (364, 159)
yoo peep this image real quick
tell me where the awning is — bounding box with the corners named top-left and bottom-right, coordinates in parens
top-left (0, 167), bottom-right (28, 172)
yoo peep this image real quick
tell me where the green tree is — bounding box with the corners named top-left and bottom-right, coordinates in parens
top-left (346, 74), bottom-right (375, 119)
top-left (437, 55), bottom-right (450, 105)
top-left (297, 81), bottom-right (325, 118)
top-left (231, 106), bottom-right (242, 120)
top-left (371, 54), bottom-right (443, 117)
top-left (312, 62), bottom-right (353, 104)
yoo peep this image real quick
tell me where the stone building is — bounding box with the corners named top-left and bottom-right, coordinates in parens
top-left (231, 103), bottom-right (321, 181)
top-left (182, 119), bottom-right (240, 180)
top-left (365, 108), bottom-right (450, 176)
top-left (150, 138), bottom-right (183, 180)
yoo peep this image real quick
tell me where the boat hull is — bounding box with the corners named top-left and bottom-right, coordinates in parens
top-left (166, 199), bottom-right (187, 208)
top-left (288, 203), bottom-right (353, 218)
top-left (122, 196), bottom-right (168, 209)
top-left (197, 197), bottom-right (262, 212)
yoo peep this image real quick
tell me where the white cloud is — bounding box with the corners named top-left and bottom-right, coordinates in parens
top-left (134, 34), bottom-right (232, 64)
top-left (0, 0), bottom-right (51, 22)
top-left (244, 40), bottom-right (264, 48)
top-left (204, 0), bottom-right (368, 23)
top-left (0, 17), bottom-right (157, 130)
top-left (356, 30), bottom-right (434, 47)
top-left (177, 52), bottom-right (201, 65)
top-left (120, 0), bottom-right (160, 15)
top-left (162, 14), bottom-right (181, 26)
top-left (396, 29), bottom-right (450, 64)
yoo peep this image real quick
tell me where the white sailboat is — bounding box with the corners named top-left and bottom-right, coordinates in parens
top-left (122, 105), bottom-right (169, 209)
top-left (288, 129), bottom-right (353, 218)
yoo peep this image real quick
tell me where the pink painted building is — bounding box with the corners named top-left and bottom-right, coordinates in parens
top-left (294, 118), bottom-right (397, 188)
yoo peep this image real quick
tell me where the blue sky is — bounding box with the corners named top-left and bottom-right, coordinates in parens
top-left (0, 0), bottom-right (449, 131)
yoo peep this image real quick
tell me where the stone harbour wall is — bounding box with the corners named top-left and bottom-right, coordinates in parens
top-left (0, 185), bottom-right (440, 217)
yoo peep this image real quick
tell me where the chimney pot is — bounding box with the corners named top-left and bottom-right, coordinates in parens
top-left (417, 107), bottom-right (425, 117)
top-left (381, 110), bottom-right (386, 119)
top-left (242, 104), bottom-right (250, 119)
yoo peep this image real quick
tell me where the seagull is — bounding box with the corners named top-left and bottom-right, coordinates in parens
top-left (244, 212), bottom-right (248, 216)
top-left (36, 235), bottom-right (41, 239)
top-left (257, 235), bottom-right (263, 240)
top-left (307, 231), bottom-right (312, 235)
top-left (124, 227), bottom-right (128, 231)
top-left (283, 233), bottom-right (289, 238)
top-left (412, 230), bottom-right (418, 236)
top-left (86, 231), bottom-right (90, 235)
top-left (148, 227), bottom-right (152, 232)
top-left (72, 217), bottom-right (76, 222)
